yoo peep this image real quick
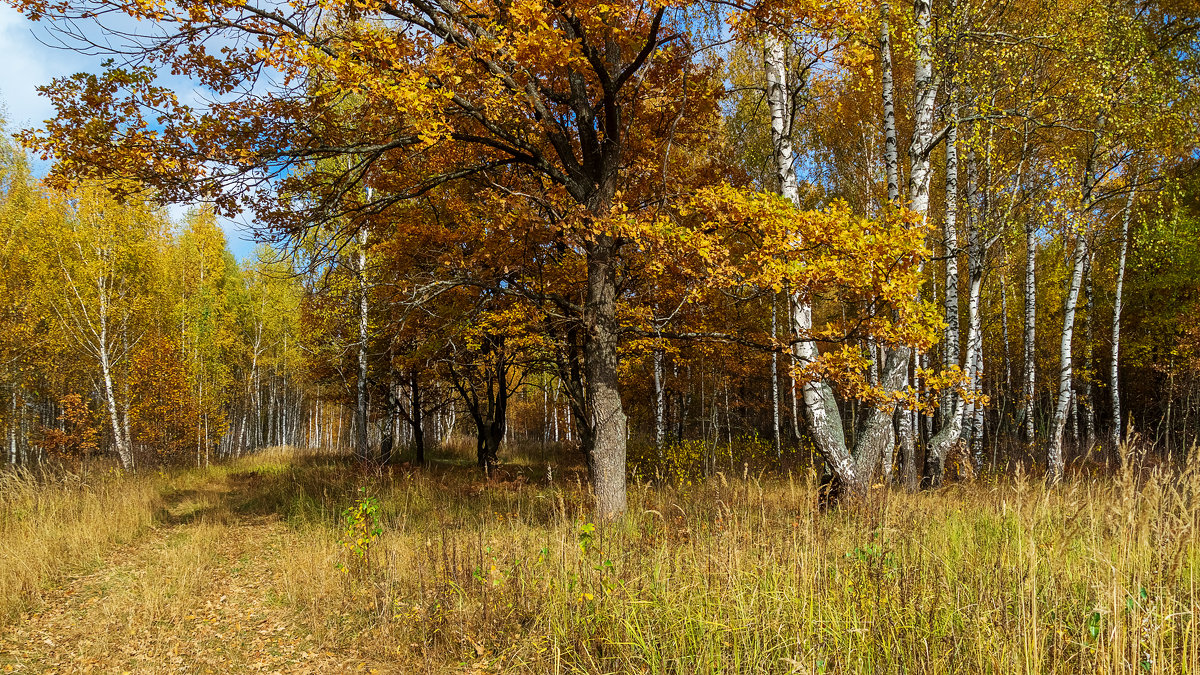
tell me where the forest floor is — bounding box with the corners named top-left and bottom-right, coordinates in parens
top-left (0, 467), bottom-right (395, 674)
top-left (1, 446), bottom-right (1198, 673)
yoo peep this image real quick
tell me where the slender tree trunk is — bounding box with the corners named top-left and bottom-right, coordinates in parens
top-left (999, 266), bottom-right (1012, 443)
top-left (653, 347), bottom-right (666, 455)
top-left (552, 381), bottom-right (560, 443)
top-left (1111, 185), bottom-right (1134, 449)
top-left (1048, 235), bottom-right (1088, 480)
top-left (9, 391), bottom-right (17, 465)
top-left (1083, 254), bottom-right (1096, 448)
top-left (266, 380), bottom-right (275, 447)
top-left (410, 369), bottom-right (425, 464)
top-left (1023, 217), bottom-right (1038, 443)
top-left (907, 0), bottom-right (936, 217)
top-left (880, 2), bottom-right (900, 204)
top-left (913, 8), bottom-right (964, 486)
top-left (894, 376), bottom-right (912, 484)
top-left (897, 0), bottom-right (937, 474)
top-left (120, 329), bottom-right (133, 462)
top-left (724, 382), bottom-right (733, 457)
top-left (771, 295), bottom-right (781, 456)
top-left (98, 293), bottom-right (132, 470)
top-left (250, 325), bottom-right (261, 449)
top-left (787, 294), bottom-right (802, 443)
top-left (971, 347), bottom-right (985, 465)
top-left (1001, 269), bottom-right (1012, 398)
top-left (541, 378), bottom-right (549, 452)
top-left (789, 362), bottom-right (801, 442)
top-left (881, 3), bottom-right (914, 478)
top-left (354, 230), bottom-right (370, 461)
top-left (942, 118), bottom-right (961, 425)
top-left (922, 117), bottom-right (968, 487)
top-left (965, 146), bottom-right (986, 467)
top-left (920, 352), bottom-right (932, 436)
top-left (197, 378), bottom-right (204, 466)
top-left (204, 410), bottom-right (210, 467)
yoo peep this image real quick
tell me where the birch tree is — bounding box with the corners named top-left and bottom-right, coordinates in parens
top-left (1110, 182), bottom-right (1135, 449)
top-left (354, 228), bottom-right (370, 461)
top-left (759, 0), bottom-right (935, 496)
top-left (47, 188), bottom-right (163, 469)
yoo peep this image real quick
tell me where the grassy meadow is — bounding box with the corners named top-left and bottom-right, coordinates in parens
top-left (1, 444), bottom-right (1198, 673)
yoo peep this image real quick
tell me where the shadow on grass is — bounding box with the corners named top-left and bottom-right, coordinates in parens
top-left (150, 449), bottom-right (595, 533)
top-left (155, 485), bottom-right (233, 526)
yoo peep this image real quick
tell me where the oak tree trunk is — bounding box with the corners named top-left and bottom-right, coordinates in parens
top-left (585, 234), bottom-right (628, 518)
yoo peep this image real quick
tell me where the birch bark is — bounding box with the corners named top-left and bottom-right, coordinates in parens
top-left (97, 287), bottom-right (133, 470)
top-left (354, 229), bottom-right (370, 461)
top-left (1048, 234), bottom-right (1088, 480)
top-left (898, 0), bottom-right (937, 475)
top-left (942, 118), bottom-right (961, 424)
top-left (964, 146), bottom-right (985, 465)
top-left (767, 32), bottom-right (864, 494)
top-left (1110, 185), bottom-right (1135, 449)
top-left (1023, 215), bottom-right (1037, 443)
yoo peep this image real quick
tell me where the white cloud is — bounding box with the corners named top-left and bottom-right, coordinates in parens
top-left (0, 6), bottom-right (92, 128)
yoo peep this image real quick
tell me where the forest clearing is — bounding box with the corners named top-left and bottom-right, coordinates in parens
top-left (2, 0), bottom-right (1200, 669)
top-left (2, 445), bottom-right (1197, 673)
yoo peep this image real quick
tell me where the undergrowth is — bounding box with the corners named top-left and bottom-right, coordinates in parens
top-left (2, 446), bottom-right (1198, 673)
top-left (257, 450), bottom-right (1200, 673)
top-left (0, 464), bottom-right (160, 621)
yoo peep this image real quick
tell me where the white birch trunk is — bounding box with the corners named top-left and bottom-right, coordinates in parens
top-left (8, 392), bottom-right (16, 465)
top-left (1048, 235), bottom-right (1088, 480)
top-left (355, 229), bottom-right (370, 460)
top-left (942, 118), bottom-right (961, 425)
top-left (965, 145), bottom-right (985, 467)
top-left (899, 0), bottom-right (937, 479)
top-left (1023, 216), bottom-right (1038, 443)
top-left (97, 280), bottom-right (133, 470)
top-left (768, 32), bottom-right (864, 494)
top-left (1083, 254), bottom-right (1096, 448)
top-left (907, 0), bottom-right (936, 218)
top-left (883, 0), bottom-right (913, 485)
top-left (1001, 271), bottom-right (1012, 394)
top-left (1111, 185), bottom-right (1134, 449)
top-left (881, 2), bottom-right (900, 204)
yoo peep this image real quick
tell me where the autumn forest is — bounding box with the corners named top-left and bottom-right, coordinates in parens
top-left (1, 0), bottom-right (1200, 670)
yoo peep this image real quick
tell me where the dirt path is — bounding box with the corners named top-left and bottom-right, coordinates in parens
top-left (0, 474), bottom-right (391, 674)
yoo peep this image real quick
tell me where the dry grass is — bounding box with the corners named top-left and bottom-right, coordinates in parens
top-left (0, 464), bottom-right (161, 621)
top-left (245, 449), bottom-right (1200, 673)
top-left (2, 446), bottom-right (1199, 673)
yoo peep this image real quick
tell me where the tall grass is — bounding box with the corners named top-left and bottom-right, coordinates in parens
top-left (0, 465), bottom-right (161, 621)
top-left (248, 451), bottom-right (1200, 673)
top-left (2, 446), bottom-right (1197, 672)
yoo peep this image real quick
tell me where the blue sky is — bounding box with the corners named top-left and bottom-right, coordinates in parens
top-left (0, 5), bottom-right (259, 260)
